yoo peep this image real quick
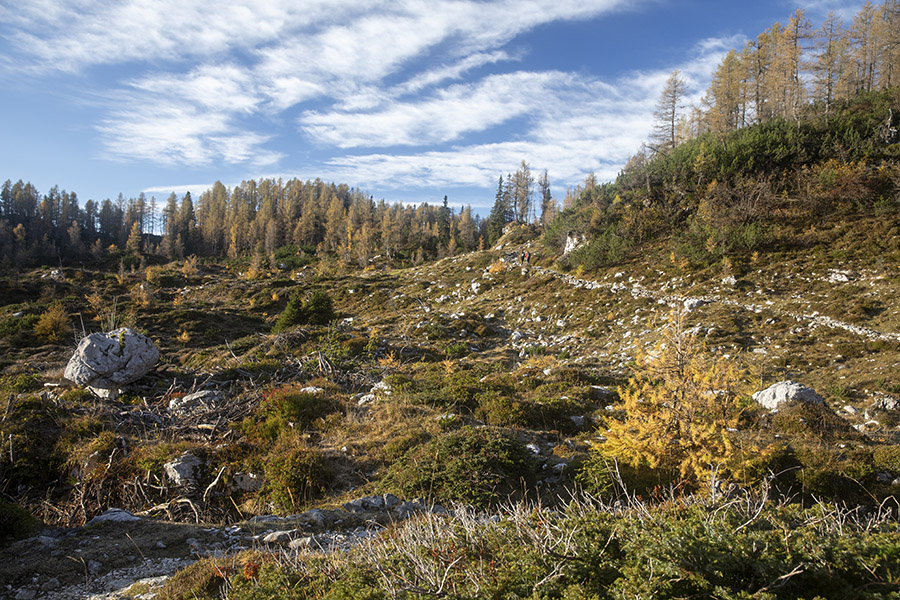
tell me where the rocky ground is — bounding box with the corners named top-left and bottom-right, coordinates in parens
top-left (2, 227), bottom-right (899, 599)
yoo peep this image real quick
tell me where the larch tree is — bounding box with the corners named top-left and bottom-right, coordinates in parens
top-left (538, 169), bottom-right (556, 227)
top-left (650, 70), bottom-right (688, 154)
top-left (511, 161), bottom-right (534, 223)
top-left (704, 49), bottom-right (746, 132)
top-left (851, 2), bottom-right (880, 92)
top-left (812, 11), bottom-right (850, 116)
top-left (876, 0), bottom-right (900, 88)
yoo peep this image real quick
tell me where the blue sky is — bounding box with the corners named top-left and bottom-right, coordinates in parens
top-left (0, 0), bottom-right (867, 216)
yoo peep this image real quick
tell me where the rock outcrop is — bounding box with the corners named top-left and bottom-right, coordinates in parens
top-left (64, 328), bottom-right (159, 397)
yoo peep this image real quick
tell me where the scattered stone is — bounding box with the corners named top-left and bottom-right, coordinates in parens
top-left (289, 536), bottom-right (317, 550)
top-left (64, 328), bottom-right (160, 396)
top-left (232, 472), bottom-right (262, 493)
top-left (569, 415), bottom-right (585, 428)
top-left (872, 393), bottom-right (899, 412)
top-left (164, 453), bottom-right (205, 488)
top-left (87, 508), bottom-right (141, 525)
top-left (563, 233), bottom-right (585, 256)
top-left (299, 386), bottom-right (325, 395)
top-left (683, 298), bottom-right (706, 311)
top-left (263, 530), bottom-right (300, 544)
top-left (301, 508), bottom-right (328, 527)
top-left (752, 381), bottom-right (824, 410)
top-left (169, 390), bottom-right (223, 414)
top-left (40, 578), bottom-right (60, 592)
top-left (827, 270), bottom-right (852, 283)
top-left (721, 275), bottom-right (737, 286)
top-left (526, 443), bottom-right (541, 455)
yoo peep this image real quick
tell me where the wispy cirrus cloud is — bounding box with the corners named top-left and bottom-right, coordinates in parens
top-left (306, 34), bottom-right (741, 198)
top-left (300, 71), bottom-right (570, 148)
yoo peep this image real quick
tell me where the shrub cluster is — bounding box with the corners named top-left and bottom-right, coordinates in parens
top-left (381, 426), bottom-right (533, 508)
top-left (271, 289), bottom-right (335, 333)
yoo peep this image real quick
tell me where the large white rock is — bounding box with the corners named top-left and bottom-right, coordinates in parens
top-left (64, 328), bottom-right (159, 392)
top-left (752, 380), bottom-right (824, 410)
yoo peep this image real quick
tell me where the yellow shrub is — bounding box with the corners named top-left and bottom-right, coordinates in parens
top-left (601, 311), bottom-right (751, 485)
top-left (181, 255), bottom-right (199, 277)
top-left (34, 302), bottom-right (70, 342)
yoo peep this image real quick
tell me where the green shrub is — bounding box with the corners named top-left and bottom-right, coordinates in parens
top-left (265, 386), bottom-right (336, 429)
top-left (444, 341), bottom-right (469, 359)
top-left (0, 313), bottom-right (39, 346)
top-left (271, 290), bottom-right (306, 333)
top-left (381, 426), bottom-right (533, 508)
top-left (272, 289), bottom-right (335, 333)
top-left (767, 402), bottom-right (854, 440)
top-left (0, 373), bottom-right (42, 393)
top-left (248, 386), bottom-right (337, 442)
top-left (304, 289), bottom-right (335, 325)
top-left (264, 437), bottom-right (334, 511)
top-left (873, 445), bottom-right (900, 471)
top-left (475, 390), bottom-right (527, 427)
top-left (0, 498), bottom-right (40, 540)
top-left (155, 557), bottom-right (229, 600)
top-left (59, 388), bottom-right (94, 403)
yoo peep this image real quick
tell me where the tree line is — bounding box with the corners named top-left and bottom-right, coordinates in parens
top-left (0, 165), bottom-right (557, 270)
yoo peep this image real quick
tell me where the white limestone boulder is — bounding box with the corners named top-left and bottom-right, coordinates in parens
top-left (752, 380), bottom-right (824, 411)
top-left (64, 328), bottom-right (159, 394)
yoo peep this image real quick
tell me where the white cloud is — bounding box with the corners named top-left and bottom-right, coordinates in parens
top-left (300, 71), bottom-right (569, 148)
top-left (309, 35), bottom-right (736, 191)
top-left (97, 100), bottom-right (279, 167)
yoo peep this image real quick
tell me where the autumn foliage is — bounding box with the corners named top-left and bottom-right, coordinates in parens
top-left (600, 311), bottom-right (752, 485)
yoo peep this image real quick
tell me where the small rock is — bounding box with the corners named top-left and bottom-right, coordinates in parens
top-left (721, 275), bottom-right (737, 286)
top-left (40, 578), bottom-right (60, 592)
top-left (169, 390), bottom-right (222, 414)
top-left (589, 386), bottom-right (615, 401)
top-left (302, 508), bottom-right (328, 527)
top-left (569, 415), bottom-right (585, 428)
top-left (87, 508), bottom-right (141, 525)
top-left (15, 589), bottom-right (36, 600)
top-left (263, 530), bottom-right (299, 544)
top-left (683, 298), bottom-right (706, 311)
top-left (233, 472), bottom-right (263, 493)
top-left (289, 536), bottom-right (316, 550)
top-left (164, 452), bottom-right (205, 487)
top-left (525, 443), bottom-right (541, 455)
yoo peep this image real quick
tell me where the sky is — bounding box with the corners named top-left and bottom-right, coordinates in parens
top-left (0, 0), bottom-right (869, 217)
